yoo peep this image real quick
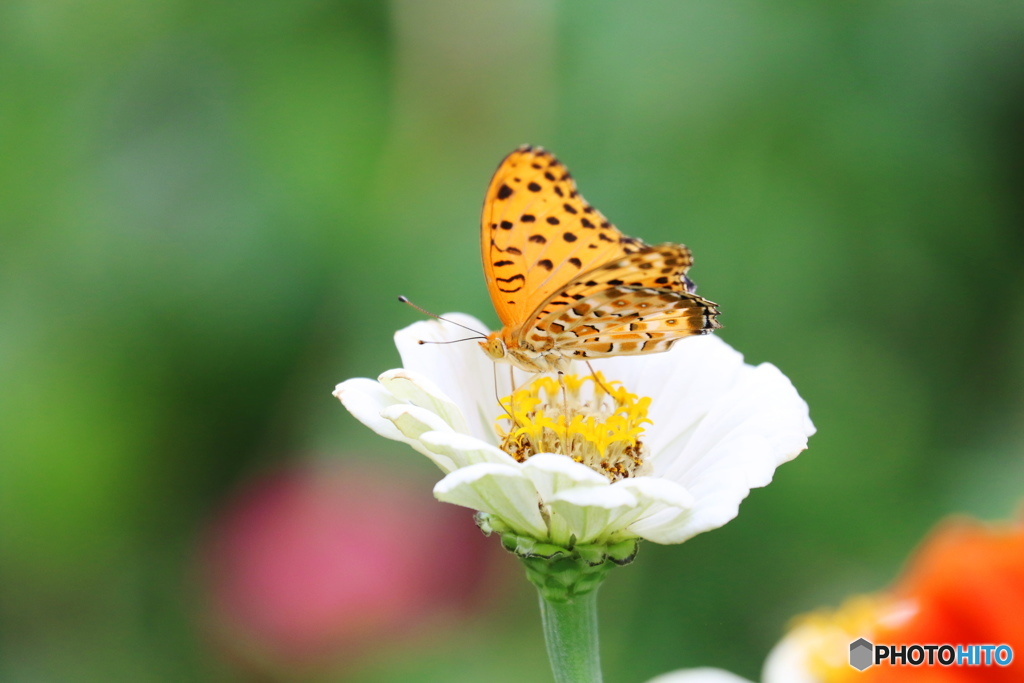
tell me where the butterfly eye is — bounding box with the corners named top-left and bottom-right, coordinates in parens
top-left (480, 335), bottom-right (507, 361)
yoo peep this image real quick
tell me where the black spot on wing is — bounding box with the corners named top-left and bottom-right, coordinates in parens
top-left (496, 184), bottom-right (513, 200)
top-left (496, 273), bottom-right (525, 293)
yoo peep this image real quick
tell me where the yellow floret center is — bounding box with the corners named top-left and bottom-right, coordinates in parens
top-left (790, 595), bottom-right (914, 683)
top-left (495, 372), bottom-right (652, 481)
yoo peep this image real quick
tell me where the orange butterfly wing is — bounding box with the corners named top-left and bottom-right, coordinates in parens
top-left (480, 146), bottom-right (721, 371)
top-left (481, 146), bottom-right (644, 330)
top-left (530, 245), bottom-right (721, 359)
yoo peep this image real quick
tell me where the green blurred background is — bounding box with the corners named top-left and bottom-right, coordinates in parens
top-left (2, 1), bottom-right (1023, 681)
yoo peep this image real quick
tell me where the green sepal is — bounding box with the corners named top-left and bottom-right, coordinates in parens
top-left (475, 512), bottom-right (640, 602)
top-left (606, 538), bottom-right (640, 565)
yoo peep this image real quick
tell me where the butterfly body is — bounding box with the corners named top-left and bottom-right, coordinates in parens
top-left (479, 146), bottom-right (721, 374)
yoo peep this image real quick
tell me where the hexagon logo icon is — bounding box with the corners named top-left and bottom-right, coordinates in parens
top-left (849, 638), bottom-right (874, 671)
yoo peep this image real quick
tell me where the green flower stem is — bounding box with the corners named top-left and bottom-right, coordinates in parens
top-left (538, 587), bottom-right (602, 683)
top-left (475, 514), bottom-right (639, 683)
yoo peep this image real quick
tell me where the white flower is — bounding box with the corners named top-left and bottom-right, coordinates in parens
top-left (334, 314), bottom-right (814, 549)
top-left (646, 669), bottom-right (755, 683)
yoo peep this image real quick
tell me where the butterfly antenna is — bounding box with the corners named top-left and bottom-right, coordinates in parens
top-left (418, 337), bottom-right (487, 346)
top-left (398, 296), bottom-right (487, 339)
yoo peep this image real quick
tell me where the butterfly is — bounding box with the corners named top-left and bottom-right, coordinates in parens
top-left (479, 145), bottom-right (721, 373)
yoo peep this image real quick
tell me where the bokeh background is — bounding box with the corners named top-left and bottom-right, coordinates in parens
top-left (2, 1), bottom-right (1023, 681)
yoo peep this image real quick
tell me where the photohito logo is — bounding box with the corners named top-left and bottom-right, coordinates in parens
top-left (849, 638), bottom-right (873, 671)
top-left (849, 638), bottom-right (1013, 670)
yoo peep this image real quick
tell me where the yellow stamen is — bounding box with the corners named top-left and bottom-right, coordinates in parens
top-left (495, 372), bottom-right (652, 481)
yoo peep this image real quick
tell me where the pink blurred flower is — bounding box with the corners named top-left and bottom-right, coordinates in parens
top-left (199, 459), bottom-right (502, 673)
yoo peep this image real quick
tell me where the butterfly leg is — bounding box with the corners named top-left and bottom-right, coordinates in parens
top-left (558, 370), bottom-right (571, 456)
top-left (584, 359), bottom-right (613, 401)
top-left (509, 365), bottom-right (519, 430)
top-left (492, 363), bottom-right (520, 431)
top-left (492, 362), bottom-right (506, 427)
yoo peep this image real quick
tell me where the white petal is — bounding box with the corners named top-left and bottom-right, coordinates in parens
top-left (378, 368), bottom-right (471, 434)
top-left (378, 404), bottom-right (458, 472)
top-left (762, 627), bottom-right (819, 683)
top-left (518, 453), bottom-right (613, 545)
top-left (629, 460), bottom-right (762, 544)
top-left (334, 378), bottom-right (458, 472)
top-left (628, 508), bottom-right (695, 544)
top-left (646, 668), bottom-right (756, 683)
top-left (661, 363), bottom-right (812, 484)
top-left (599, 339), bottom-right (814, 544)
top-left (587, 335), bottom-right (748, 459)
top-left (394, 314), bottom-right (511, 446)
top-left (381, 403), bottom-right (454, 441)
top-left (418, 430), bottom-right (521, 469)
top-left (617, 476), bottom-right (694, 509)
top-left (548, 485), bottom-right (638, 545)
top-left (602, 477), bottom-right (695, 543)
top-left (519, 452), bottom-right (610, 501)
top-left (333, 378), bottom-right (407, 442)
top-left (433, 463), bottom-right (548, 539)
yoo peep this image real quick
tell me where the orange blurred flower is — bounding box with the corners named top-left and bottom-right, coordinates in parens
top-left (654, 513), bottom-right (1024, 683)
top-left (850, 516), bottom-right (1024, 682)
